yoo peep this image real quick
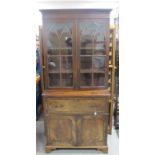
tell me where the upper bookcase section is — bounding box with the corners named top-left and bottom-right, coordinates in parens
top-left (40, 9), bottom-right (112, 89)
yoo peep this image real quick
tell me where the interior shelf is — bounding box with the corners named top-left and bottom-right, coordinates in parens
top-left (48, 70), bottom-right (73, 73)
top-left (80, 69), bottom-right (105, 73)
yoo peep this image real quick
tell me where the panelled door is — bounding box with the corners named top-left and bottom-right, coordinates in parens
top-left (46, 114), bottom-right (76, 146)
top-left (77, 114), bottom-right (108, 146)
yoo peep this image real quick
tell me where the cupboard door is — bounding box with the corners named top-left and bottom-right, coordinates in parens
top-left (44, 21), bottom-right (75, 88)
top-left (46, 115), bottom-right (76, 146)
top-left (77, 115), bottom-right (108, 146)
top-left (78, 20), bottom-right (109, 88)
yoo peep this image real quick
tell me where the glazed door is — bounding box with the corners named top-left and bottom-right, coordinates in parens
top-left (43, 19), bottom-right (109, 89)
top-left (77, 20), bottom-right (109, 88)
top-left (43, 20), bottom-right (76, 89)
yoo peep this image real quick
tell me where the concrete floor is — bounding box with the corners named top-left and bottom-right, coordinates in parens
top-left (36, 116), bottom-right (119, 155)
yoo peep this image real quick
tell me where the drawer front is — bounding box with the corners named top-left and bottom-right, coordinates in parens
top-left (44, 97), bottom-right (109, 114)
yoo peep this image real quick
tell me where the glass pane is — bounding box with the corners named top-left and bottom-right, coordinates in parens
top-left (94, 36), bottom-right (106, 55)
top-left (80, 56), bottom-right (92, 72)
top-left (93, 56), bottom-right (105, 72)
top-left (81, 38), bottom-right (92, 48)
top-left (62, 56), bottom-right (72, 73)
top-left (94, 49), bottom-right (105, 55)
top-left (49, 73), bottom-right (60, 87)
top-left (80, 73), bottom-right (92, 86)
top-left (61, 48), bottom-right (72, 55)
top-left (79, 21), bottom-right (106, 56)
top-left (62, 73), bottom-right (73, 86)
top-left (47, 22), bottom-right (73, 55)
top-left (48, 49), bottom-right (59, 55)
top-left (48, 56), bottom-right (60, 73)
top-left (80, 26), bottom-right (93, 55)
top-left (80, 49), bottom-right (92, 55)
top-left (94, 73), bottom-right (104, 86)
top-left (80, 40), bottom-right (93, 55)
top-left (94, 41), bottom-right (106, 55)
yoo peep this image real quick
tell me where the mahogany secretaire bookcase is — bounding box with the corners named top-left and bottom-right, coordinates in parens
top-left (40, 9), bottom-right (111, 153)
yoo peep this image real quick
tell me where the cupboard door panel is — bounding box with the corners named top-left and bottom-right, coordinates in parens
top-left (46, 115), bottom-right (76, 146)
top-left (79, 115), bottom-right (108, 146)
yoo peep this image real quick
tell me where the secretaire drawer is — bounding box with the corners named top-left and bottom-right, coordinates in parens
top-left (43, 97), bottom-right (109, 114)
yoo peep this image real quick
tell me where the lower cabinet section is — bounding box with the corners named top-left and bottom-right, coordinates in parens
top-left (45, 114), bottom-right (108, 147)
top-left (43, 96), bottom-right (109, 153)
